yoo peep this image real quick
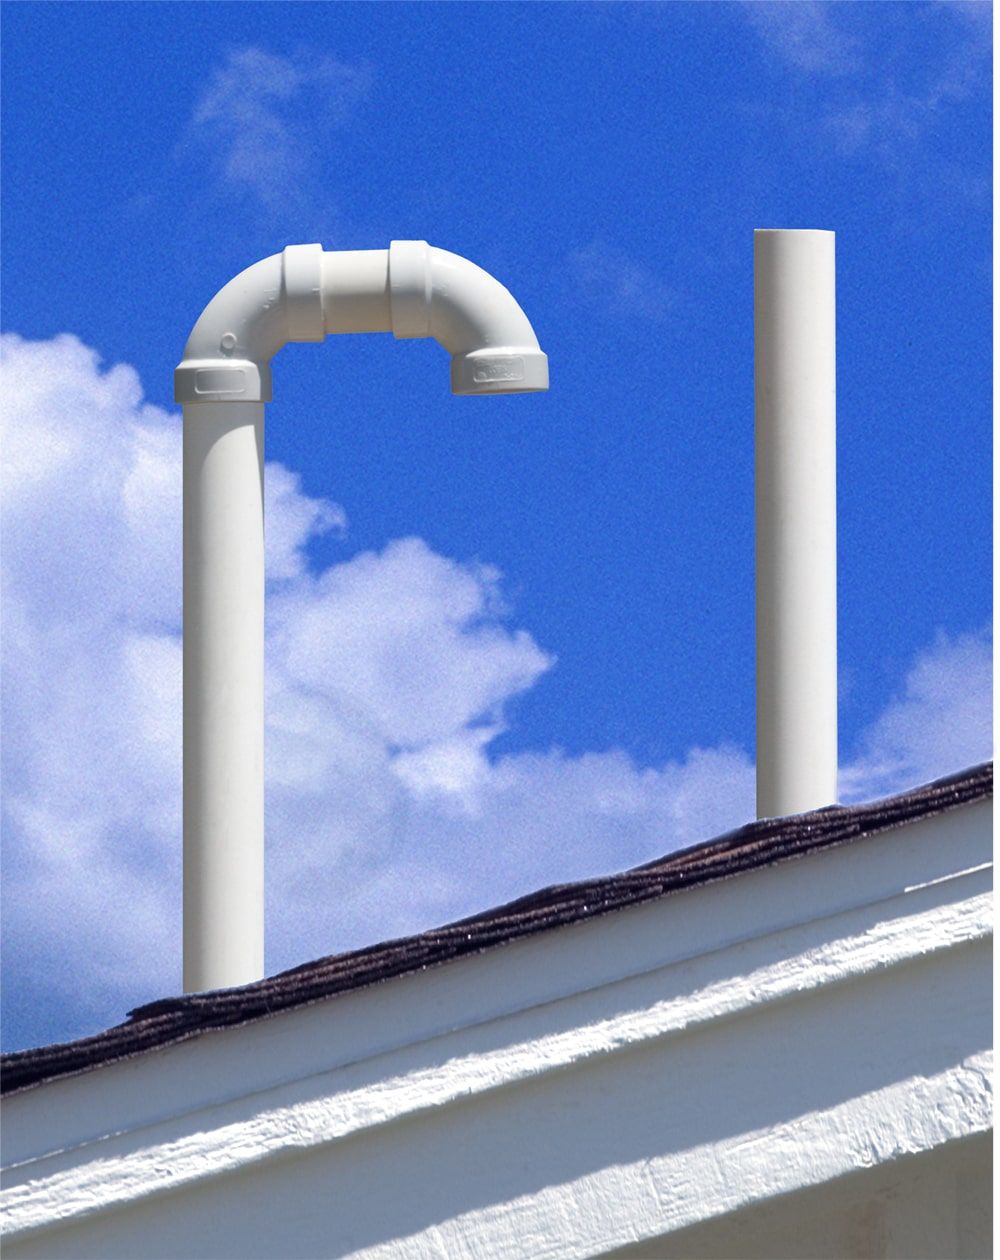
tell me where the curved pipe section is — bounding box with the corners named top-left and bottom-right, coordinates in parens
top-left (175, 242), bottom-right (548, 404)
top-left (389, 242), bottom-right (549, 394)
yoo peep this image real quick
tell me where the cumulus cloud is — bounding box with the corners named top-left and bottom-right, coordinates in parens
top-left (0, 334), bottom-right (753, 1045)
top-left (840, 628), bottom-right (992, 803)
top-left (0, 334), bottom-right (990, 1049)
top-left (184, 46), bottom-right (372, 212)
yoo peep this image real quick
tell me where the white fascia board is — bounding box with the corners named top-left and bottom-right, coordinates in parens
top-left (378, 1057), bottom-right (992, 1260)
top-left (1, 932), bottom-right (991, 1256)
top-left (4, 798), bottom-right (990, 1157)
top-left (1, 798), bottom-right (992, 1250)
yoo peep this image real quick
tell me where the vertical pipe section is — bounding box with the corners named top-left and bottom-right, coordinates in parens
top-left (183, 402), bottom-right (265, 990)
top-left (755, 229), bottom-right (838, 818)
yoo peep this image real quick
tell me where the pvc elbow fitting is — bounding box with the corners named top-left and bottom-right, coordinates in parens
top-left (388, 241), bottom-right (549, 394)
top-left (174, 242), bottom-right (548, 404)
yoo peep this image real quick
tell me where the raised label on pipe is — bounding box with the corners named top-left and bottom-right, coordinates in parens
top-left (194, 368), bottom-right (248, 395)
top-left (472, 357), bottom-right (525, 384)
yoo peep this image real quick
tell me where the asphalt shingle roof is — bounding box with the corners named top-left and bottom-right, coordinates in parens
top-left (2, 761), bottom-right (991, 1096)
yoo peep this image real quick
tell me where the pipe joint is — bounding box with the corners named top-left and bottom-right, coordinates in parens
top-left (175, 245), bottom-right (325, 404)
top-left (175, 241), bottom-right (548, 405)
top-left (389, 241), bottom-right (549, 394)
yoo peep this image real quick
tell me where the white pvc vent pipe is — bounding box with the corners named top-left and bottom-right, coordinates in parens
top-left (754, 229), bottom-right (837, 819)
top-left (178, 243), bottom-right (548, 992)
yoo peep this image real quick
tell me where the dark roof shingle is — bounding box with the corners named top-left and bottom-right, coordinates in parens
top-left (2, 762), bottom-right (991, 1096)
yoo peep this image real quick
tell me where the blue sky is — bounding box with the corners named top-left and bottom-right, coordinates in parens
top-left (1, 1), bottom-right (991, 1051)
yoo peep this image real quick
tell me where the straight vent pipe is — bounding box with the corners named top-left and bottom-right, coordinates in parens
top-left (179, 243), bottom-right (547, 992)
top-left (754, 229), bottom-right (838, 819)
top-left (183, 401), bottom-right (265, 991)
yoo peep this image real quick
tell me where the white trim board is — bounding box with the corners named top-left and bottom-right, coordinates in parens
top-left (1, 796), bottom-right (992, 1258)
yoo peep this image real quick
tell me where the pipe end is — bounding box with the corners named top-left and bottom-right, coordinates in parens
top-left (450, 348), bottom-right (549, 395)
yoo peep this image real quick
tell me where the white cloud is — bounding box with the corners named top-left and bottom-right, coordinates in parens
top-left (0, 334), bottom-right (990, 1049)
top-left (185, 46), bottom-right (372, 211)
top-left (567, 241), bottom-right (675, 323)
top-left (858, 12), bottom-right (980, 158)
top-left (824, 57), bottom-right (984, 162)
top-left (840, 628), bottom-right (992, 803)
top-left (265, 462), bottom-right (347, 582)
top-left (739, 1), bottom-right (988, 173)
top-left (271, 537), bottom-right (550, 749)
top-left (741, 1), bottom-right (861, 76)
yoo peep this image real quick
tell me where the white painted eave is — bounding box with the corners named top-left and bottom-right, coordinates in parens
top-left (1, 796), bottom-right (992, 1258)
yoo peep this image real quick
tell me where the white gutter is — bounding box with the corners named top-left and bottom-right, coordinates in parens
top-left (754, 229), bottom-right (837, 818)
top-left (176, 243), bottom-right (548, 992)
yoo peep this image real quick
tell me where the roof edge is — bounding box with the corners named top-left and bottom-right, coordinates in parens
top-left (2, 762), bottom-right (992, 1096)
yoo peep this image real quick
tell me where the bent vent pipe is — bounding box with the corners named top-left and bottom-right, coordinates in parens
top-left (178, 243), bottom-right (547, 993)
